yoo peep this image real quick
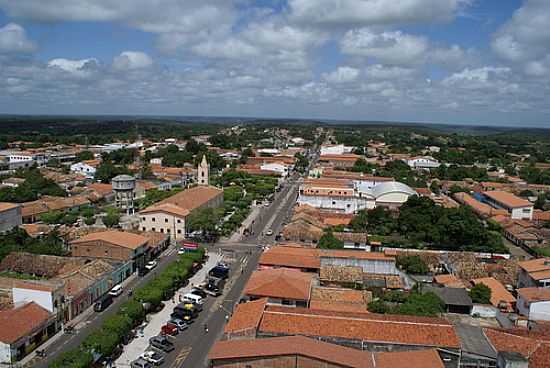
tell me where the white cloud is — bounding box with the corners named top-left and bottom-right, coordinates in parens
top-left (288, 0), bottom-right (471, 27)
top-left (112, 51), bottom-right (153, 70)
top-left (341, 28), bottom-right (428, 65)
top-left (0, 23), bottom-right (35, 53)
top-left (48, 58), bottom-right (99, 78)
top-left (443, 66), bottom-right (510, 84)
top-left (363, 64), bottom-right (415, 79)
top-left (323, 66), bottom-right (360, 84)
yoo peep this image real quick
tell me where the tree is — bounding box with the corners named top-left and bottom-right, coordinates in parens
top-left (397, 255), bottom-right (429, 274)
top-left (430, 181), bottom-right (441, 195)
top-left (318, 230), bottom-right (344, 249)
top-left (469, 283), bottom-right (492, 304)
top-left (103, 207), bottom-right (120, 228)
top-left (352, 158), bottom-right (375, 173)
top-left (94, 162), bottom-right (132, 183)
top-left (77, 150), bottom-right (94, 161)
top-left (294, 153), bottom-right (309, 173)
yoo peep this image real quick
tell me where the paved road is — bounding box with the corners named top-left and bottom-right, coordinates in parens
top-left (32, 170), bottom-right (300, 368)
top-left (32, 248), bottom-right (182, 368)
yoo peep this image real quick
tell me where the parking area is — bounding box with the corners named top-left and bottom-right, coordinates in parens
top-left (114, 252), bottom-right (224, 367)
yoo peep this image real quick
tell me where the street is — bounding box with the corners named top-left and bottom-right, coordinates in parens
top-left (31, 171), bottom-right (300, 368)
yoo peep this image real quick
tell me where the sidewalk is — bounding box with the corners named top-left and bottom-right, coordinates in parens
top-left (114, 253), bottom-right (222, 367)
top-left (224, 205), bottom-right (262, 243)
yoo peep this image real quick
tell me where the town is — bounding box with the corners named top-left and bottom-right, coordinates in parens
top-left (0, 120), bottom-right (548, 368)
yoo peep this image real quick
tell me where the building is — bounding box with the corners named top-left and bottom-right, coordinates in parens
top-left (112, 174), bottom-right (136, 214)
top-left (298, 179), bottom-right (416, 214)
top-left (259, 162), bottom-right (289, 177)
top-left (518, 258), bottom-right (550, 288)
top-left (424, 286), bottom-right (473, 314)
top-left (517, 287), bottom-right (550, 321)
top-left (320, 144), bottom-right (347, 156)
top-left (208, 336), bottom-right (445, 368)
top-left (405, 156), bottom-right (441, 169)
top-left (69, 160), bottom-right (98, 178)
top-left (471, 277), bottom-right (516, 312)
top-left (70, 230), bottom-right (148, 271)
top-left (258, 245), bottom-right (321, 272)
top-left (320, 250), bottom-right (397, 275)
top-left (244, 269), bottom-right (314, 307)
top-left (482, 191), bottom-right (534, 220)
top-left (139, 185), bottom-right (223, 240)
top-left (21, 195), bottom-right (91, 223)
top-left (198, 155), bottom-right (209, 186)
top-left (319, 154), bottom-right (361, 168)
top-left (0, 302), bottom-right (56, 364)
top-left (0, 202), bottom-right (21, 233)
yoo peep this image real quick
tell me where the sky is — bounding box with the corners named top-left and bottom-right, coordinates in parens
top-left (0, 0), bottom-right (549, 127)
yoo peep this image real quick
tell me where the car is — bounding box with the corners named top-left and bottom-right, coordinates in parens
top-left (190, 287), bottom-right (207, 299)
top-left (108, 284), bottom-right (123, 297)
top-left (160, 323), bottom-right (178, 336)
top-left (177, 248), bottom-right (185, 255)
top-left (131, 358), bottom-right (153, 368)
top-left (93, 294), bottom-right (113, 312)
top-left (265, 229), bottom-right (273, 236)
top-left (168, 318), bottom-right (189, 331)
top-left (145, 261), bottom-right (158, 271)
top-left (209, 265), bottom-right (229, 280)
top-left (140, 350), bottom-right (165, 366)
top-left (149, 336), bottom-right (174, 352)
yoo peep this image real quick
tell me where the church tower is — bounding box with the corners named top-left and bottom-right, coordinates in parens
top-left (198, 154), bottom-right (209, 186)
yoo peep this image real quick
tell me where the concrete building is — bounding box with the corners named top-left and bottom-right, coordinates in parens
top-left (517, 287), bottom-right (550, 321)
top-left (0, 202), bottom-right (21, 233)
top-left (0, 302), bottom-right (56, 364)
top-left (69, 160), bottom-right (98, 178)
top-left (483, 191), bottom-right (534, 220)
top-left (405, 156), bottom-right (441, 169)
top-left (244, 269), bottom-right (314, 307)
top-left (198, 154), bottom-right (209, 186)
top-left (112, 174), bottom-right (136, 215)
top-left (70, 230), bottom-right (148, 271)
top-left (320, 250), bottom-right (397, 275)
top-left (259, 162), bottom-right (289, 177)
top-left (320, 144), bottom-right (349, 156)
top-left (518, 258), bottom-right (550, 288)
top-left (139, 185), bottom-right (223, 240)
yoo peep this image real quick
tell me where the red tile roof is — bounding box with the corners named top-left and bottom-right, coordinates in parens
top-left (484, 329), bottom-right (550, 368)
top-left (518, 258), bottom-right (550, 281)
top-left (484, 191), bottom-right (532, 209)
top-left (140, 203), bottom-right (190, 218)
top-left (471, 277), bottom-right (516, 307)
top-left (259, 306), bottom-right (460, 349)
top-left (244, 269), bottom-right (314, 301)
top-left (71, 230), bottom-right (148, 250)
top-left (0, 302), bottom-right (51, 344)
top-left (209, 336), bottom-right (373, 368)
top-left (259, 246), bottom-right (321, 270)
top-left (0, 202), bottom-right (19, 212)
top-left (224, 298), bottom-right (267, 335)
top-left (374, 349), bottom-right (445, 368)
top-left (154, 185), bottom-right (222, 212)
top-left (517, 287), bottom-right (550, 303)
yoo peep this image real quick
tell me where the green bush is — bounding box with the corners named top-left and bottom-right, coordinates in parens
top-left (49, 348), bottom-right (93, 368)
top-left (469, 283), bottom-right (492, 304)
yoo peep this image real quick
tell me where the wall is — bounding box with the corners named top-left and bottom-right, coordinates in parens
top-left (0, 205), bottom-right (22, 233)
top-left (529, 300), bottom-right (550, 321)
top-left (0, 342), bottom-right (12, 364)
top-left (321, 257), bottom-right (397, 275)
top-left (140, 212), bottom-right (186, 240)
top-left (471, 304), bottom-right (498, 318)
top-left (12, 288), bottom-right (53, 312)
top-left (511, 206), bottom-right (533, 220)
top-left (70, 241), bottom-right (134, 262)
top-left (297, 194), bottom-right (374, 214)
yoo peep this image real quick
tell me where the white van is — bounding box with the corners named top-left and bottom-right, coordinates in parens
top-left (108, 284), bottom-right (123, 297)
top-left (182, 293), bottom-right (203, 305)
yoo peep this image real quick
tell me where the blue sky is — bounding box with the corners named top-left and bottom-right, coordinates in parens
top-left (0, 0), bottom-right (549, 127)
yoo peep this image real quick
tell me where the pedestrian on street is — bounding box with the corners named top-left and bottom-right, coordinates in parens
top-left (204, 323), bottom-right (209, 333)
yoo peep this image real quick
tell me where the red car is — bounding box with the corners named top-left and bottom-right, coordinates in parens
top-left (160, 323), bottom-right (178, 336)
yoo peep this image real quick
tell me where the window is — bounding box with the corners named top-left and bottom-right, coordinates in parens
top-left (152, 217), bottom-right (155, 222)
top-left (142, 217), bottom-right (146, 221)
top-left (160, 228), bottom-right (164, 233)
top-left (332, 201), bottom-right (336, 205)
top-left (177, 219), bottom-right (181, 224)
top-left (177, 230), bottom-right (182, 234)
top-left (165, 218), bottom-right (169, 223)
top-left (152, 227), bottom-right (156, 232)
top-left (142, 227), bottom-right (146, 231)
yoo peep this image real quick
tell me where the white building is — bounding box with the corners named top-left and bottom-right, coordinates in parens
top-left (140, 203), bottom-right (189, 240)
top-left (257, 148), bottom-right (280, 156)
top-left (260, 162), bottom-right (289, 177)
top-left (298, 180), bottom-right (417, 214)
top-left (320, 144), bottom-right (346, 156)
top-left (517, 288), bottom-right (550, 321)
top-left (405, 156), bottom-right (441, 169)
top-left (150, 157), bottom-right (163, 165)
top-left (70, 161), bottom-right (97, 178)
top-left (483, 191), bottom-right (534, 220)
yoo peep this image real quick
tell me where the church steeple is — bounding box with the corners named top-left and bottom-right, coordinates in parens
top-left (198, 154), bottom-right (209, 186)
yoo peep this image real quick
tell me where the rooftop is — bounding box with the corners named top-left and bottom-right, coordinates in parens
top-left (140, 202), bottom-right (190, 218)
top-left (155, 185), bottom-right (222, 212)
top-left (518, 258), bottom-right (550, 281)
top-left (224, 298), bottom-right (267, 335)
top-left (0, 202), bottom-right (19, 212)
top-left (71, 230), bottom-right (148, 250)
top-left (483, 191), bottom-right (532, 209)
top-left (471, 277), bottom-right (516, 307)
top-left (0, 302), bottom-right (52, 344)
top-left (517, 287), bottom-right (550, 303)
top-left (244, 268), bottom-right (314, 301)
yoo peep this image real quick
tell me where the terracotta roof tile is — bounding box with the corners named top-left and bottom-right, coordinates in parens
top-left (259, 246), bottom-right (321, 270)
top-left (0, 302), bottom-right (51, 344)
top-left (483, 191), bottom-right (532, 209)
top-left (224, 298), bottom-right (267, 335)
top-left (259, 307), bottom-right (460, 349)
top-left (374, 349), bottom-right (445, 368)
top-left (517, 287), bottom-right (550, 303)
top-left (0, 202), bottom-right (19, 212)
top-left (471, 277), bottom-right (516, 307)
top-left (140, 203), bottom-right (190, 218)
top-left (518, 258), bottom-right (550, 281)
top-left (434, 274), bottom-right (466, 288)
top-left (155, 185), bottom-right (222, 212)
top-left (244, 269), bottom-right (314, 301)
top-left (484, 329), bottom-right (550, 368)
top-left (71, 230), bottom-right (148, 250)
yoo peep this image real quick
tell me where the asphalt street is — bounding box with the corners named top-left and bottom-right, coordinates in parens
top-left (31, 171), bottom-right (300, 368)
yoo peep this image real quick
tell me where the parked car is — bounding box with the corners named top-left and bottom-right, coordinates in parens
top-left (182, 293), bottom-right (204, 305)
top-left (145, 261), bottom-right (158, 271)
top-left (108, 284), bottom-right (123, 297)
top-left (168, 318), bottom-right (189, 331)
top-left (140, 351), bottom-right (164, 366)
top-left (209, 265), bottom-right (229, 280)
top-left (149, 336), bottom-right (174, 352)
top-left (131, 358), bottom-right (153, 368)
top-left (265, 229), bottom-right (273, 236)
top-left (160, 323), bottom-right (178, 336)
top-left (93, 294), bottom-right (113, 312)
top-left (190, 287), bottom-right (208, 299)
top-left (205, 277), bottom-right (225, 296)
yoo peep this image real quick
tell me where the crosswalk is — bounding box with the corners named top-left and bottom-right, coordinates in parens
top-left (171, 347), bottom-right (192, 368)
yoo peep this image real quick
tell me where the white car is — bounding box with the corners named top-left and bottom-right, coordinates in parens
top-left (140, 350), bottom-right (164, 366)
top-left (265, 229), bottom-right (273, 236)
top-left (145, 261), bottom-right (158, 271)
top-left (177, 248), bottom-right (185, 255)
top-left (108, 284), bottom-right (123, 297)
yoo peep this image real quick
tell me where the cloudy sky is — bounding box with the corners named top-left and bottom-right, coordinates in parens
top-left (0, 0), bottom-right (549, 127)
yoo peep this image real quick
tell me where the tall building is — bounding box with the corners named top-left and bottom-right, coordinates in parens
top-left (198, 155), bottom-right (209, 186)
top-left (112, 174), bottom-right (136, 215)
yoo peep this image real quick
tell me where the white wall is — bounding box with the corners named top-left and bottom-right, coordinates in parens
top-left (530, 301), bottom-right (550, 321)
top-left (511, 206), bottom-right (534, 220)
top-left (297, 195), bottom-right (375, 213)
top-left (12, 288), bottom-right (53, 312)
top-left (320, 145), bottom-right (345, 155)
top-left (140, 212), bottom-right (186, 240)
top-left (0, 342), bottom-right (12, 364)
